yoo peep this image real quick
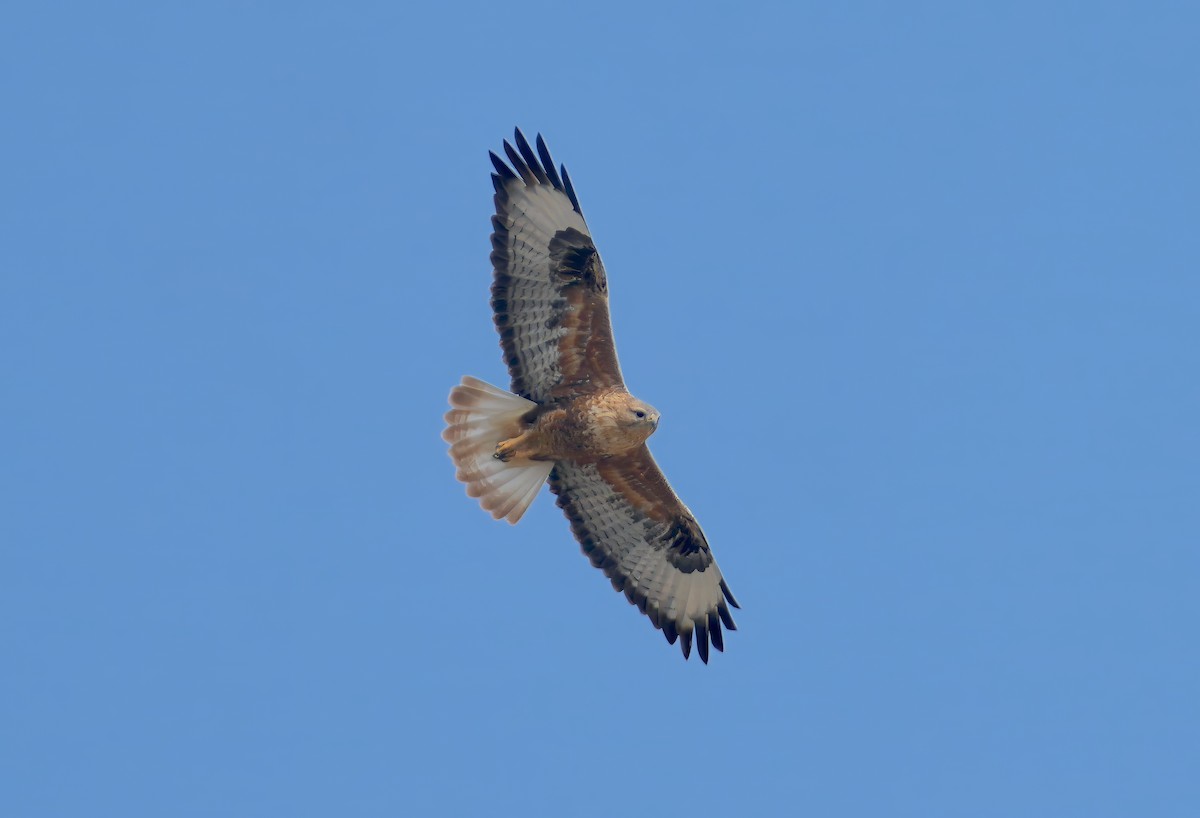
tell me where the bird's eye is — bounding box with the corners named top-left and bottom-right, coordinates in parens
top-left (634, 410), bottom-right (645, 418)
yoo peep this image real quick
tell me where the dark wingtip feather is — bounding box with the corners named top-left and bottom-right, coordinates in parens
top-left (536, 133), bottom-right (564, 190)
top-left (717, 600), bottom-right (737, 631)
top-left (513, 128), bottom-right (550, 185)
top-left (720, 579), bottom-right (741, 609)
top-left (709, 612), bottom-right (725, 653)
top-left (646, 605), bottom-right (661, 628)
top-left (489, 151), bottom-right (516, 180)
top-left (663, 620), bottom-right (679, 645)
top-left (502, 139), bottom-right (535, 184)
top-left (696, 622), bottom-right (710, 664)
top-left (680, 629), bottom-right (693, 660)
top-left (560, 164), bottom-right (582, 213)
top-left (493, 131), bottom-right (580, 212)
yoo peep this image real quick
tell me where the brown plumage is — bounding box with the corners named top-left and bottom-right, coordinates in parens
top-left (443, 129), bottom-right (739, 663)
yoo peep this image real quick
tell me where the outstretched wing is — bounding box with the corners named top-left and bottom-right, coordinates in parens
top-left (549, 447), bottom-right (740, 663)
top-left (489, 129), bottom-right (625, 403)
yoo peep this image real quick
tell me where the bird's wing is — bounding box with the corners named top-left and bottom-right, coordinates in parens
top-left (549, 446), bottom-right (740, 662)
top-left (489, 129), bottom-right (625, 403)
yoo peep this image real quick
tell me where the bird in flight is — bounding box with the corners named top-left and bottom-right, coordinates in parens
top-left (443, 129), bottom-right (739, 662)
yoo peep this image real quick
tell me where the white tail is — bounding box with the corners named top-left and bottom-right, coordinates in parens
top-left (442, 376), bottom-right (553, 524)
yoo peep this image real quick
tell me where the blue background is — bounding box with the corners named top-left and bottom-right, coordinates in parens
top-left (4, 2), bottom-right (1197, 815)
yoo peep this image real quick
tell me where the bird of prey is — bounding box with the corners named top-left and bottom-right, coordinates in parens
top-left (443, 129), bottom-right (739, 662)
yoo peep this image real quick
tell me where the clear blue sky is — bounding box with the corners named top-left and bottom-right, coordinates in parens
top-left (3, 2), bottom-right (1198, 816)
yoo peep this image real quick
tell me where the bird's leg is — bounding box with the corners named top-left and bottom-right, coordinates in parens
top-left (494, 428), bottom-right (556, 462)
top-left (494, 431), bottom-right (534, 462)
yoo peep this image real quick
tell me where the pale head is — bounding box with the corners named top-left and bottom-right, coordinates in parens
top-left (622, 396), bottom-right (660, 433)
top-left (587, 389), bottom-right (661, 454)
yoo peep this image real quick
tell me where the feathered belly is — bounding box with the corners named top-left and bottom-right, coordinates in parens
top-left (530, 394), bottom-right (653, 462)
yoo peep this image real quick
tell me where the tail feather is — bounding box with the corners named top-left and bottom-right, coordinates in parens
top-left (443, 376), bottom-right (553, 524)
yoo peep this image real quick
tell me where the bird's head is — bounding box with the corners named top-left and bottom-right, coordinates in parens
top-left (625, 398), bottom-right (659, 430)
top-left (590, 390), bottom-right (662, 452)
top-left (619, 396), bottom-right (660, 441)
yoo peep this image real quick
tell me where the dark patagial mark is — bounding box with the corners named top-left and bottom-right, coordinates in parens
top-left (549, 227), bottom-right (606, 293)
top-left (660, 515), bottom-right (718, 576)
top-left (664, 517), bottom-right (708, 558)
